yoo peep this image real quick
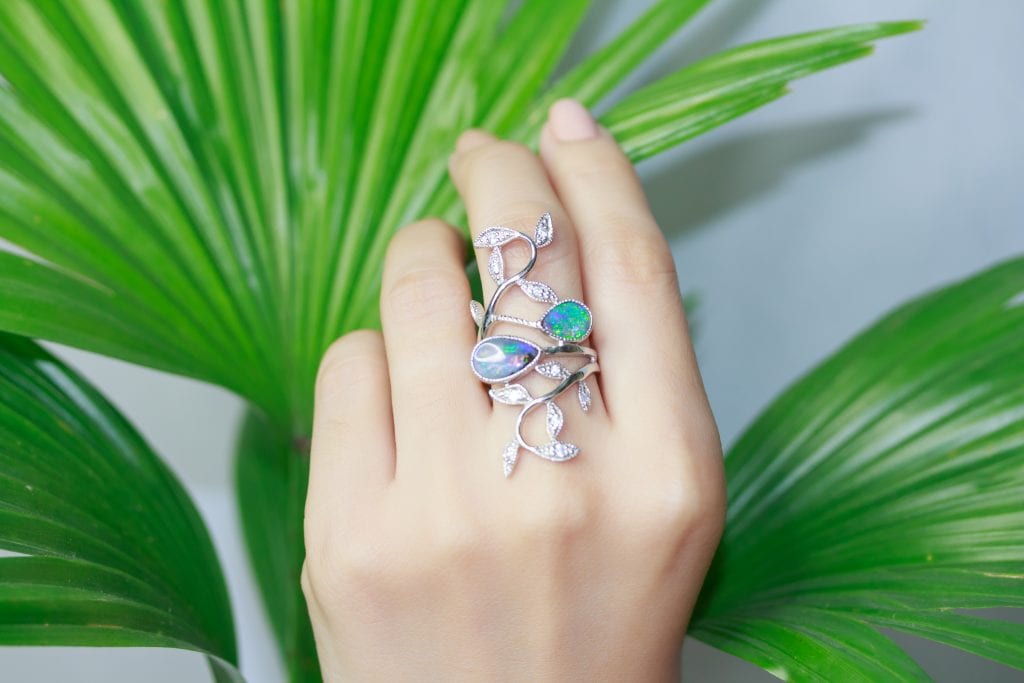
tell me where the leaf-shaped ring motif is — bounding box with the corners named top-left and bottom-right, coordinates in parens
top-left (468, 213), bottom-right (600, 477)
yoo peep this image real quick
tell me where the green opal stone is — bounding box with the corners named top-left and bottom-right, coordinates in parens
top-left (541, 300), bottom-right (592, 342)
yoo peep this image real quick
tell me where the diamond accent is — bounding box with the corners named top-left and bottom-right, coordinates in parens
top-left (518, 279), bottom-right (559, 304)
top-left (473, 227), bottom-right (520, 248)
top-left (502, 441), bottom-right (519, 477)
top-left (488, 247), bottom-right (504, 284)
top-left (578, 379), bottom-right (591, 413)
top-left (489, 383), bottom-right (532, 405)
top-left (535, 361), bottom-right (569, 379)
top-left (536, 441), bottom-right (579, 462)
top-left (546, 400), bottom-right (563, 439)
top-left (534, 212), bottom-right (553, 248)
top-left (470, 300), bottom-right (484, 327)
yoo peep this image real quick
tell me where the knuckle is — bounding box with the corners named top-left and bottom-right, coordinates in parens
top-left (301, 543), bottom-right (334, 599)
top-left (628, 463), bottom-right (724, 544)
top-left (463, 139), bottom-right (534, 174)
top-left (384, 263), bottom-right (467, 321)
top-left (391, 217), bottom-right (460, 250)
top-left (540, 243), bottom-right (582, 287)
top-left (516, 481), bottom-right (594, 543)
top-left (652, 478), bottom-right (705, 533)
top-left (696, 453), bottom-right (728, 536)
top-left (299, 559), bottom-right (317, 604)
top-left (315, 330), bottom-right (383, 398)
top-left (308, 532), bottom-right (396, 602)
top-left (586, 221), bottom-right (679, 291)
top-left (428, 510), bottom-right (485, 567)
top-left (561, 147), bottom-right (637, 185)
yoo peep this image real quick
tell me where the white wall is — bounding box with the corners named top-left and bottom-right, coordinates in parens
top-left (4, 1), bottom-right (1022, 680)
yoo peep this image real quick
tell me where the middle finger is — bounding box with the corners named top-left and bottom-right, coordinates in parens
top-left (448, 129), bottom-right (607, 432)
top-left (448, 130), bottom-right (583, 317)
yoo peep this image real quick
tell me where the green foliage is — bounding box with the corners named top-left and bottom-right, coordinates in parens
top-left (235, 411), bottom-right (319, 682)
top-left (4, 1), bottom-right (1018, 682)
top-left (0, 333), bottom-right (239, 681)
top-left (693, 258), bottom-right (1024, 679)
top-left (0, 0), bottom-right (918, 430)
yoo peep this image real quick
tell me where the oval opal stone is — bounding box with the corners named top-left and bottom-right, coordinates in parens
top-left (471, 336), bottom-right (540, 382)
top-left (541, 300), bottom-right (592, 342)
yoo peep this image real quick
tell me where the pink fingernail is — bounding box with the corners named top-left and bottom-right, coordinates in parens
top-left (548, 99), bottom-right (598, 142)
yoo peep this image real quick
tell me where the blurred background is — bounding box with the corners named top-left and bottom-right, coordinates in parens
top-left (4, 0), bottom-right (1022, 680)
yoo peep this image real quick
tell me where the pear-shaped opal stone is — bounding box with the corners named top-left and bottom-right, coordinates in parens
top-left (541, 300), bottom-right (592, 342)
top-left (471, 336), bottom-right (540, 383)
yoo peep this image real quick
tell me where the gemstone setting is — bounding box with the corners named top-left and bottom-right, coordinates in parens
top-left (470, 336), bottom-right (541, 383)
top-left (540, 299), bottom-right (592, 342)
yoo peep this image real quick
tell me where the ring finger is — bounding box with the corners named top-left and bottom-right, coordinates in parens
top-left (448, 130), bottom-right (606, 433)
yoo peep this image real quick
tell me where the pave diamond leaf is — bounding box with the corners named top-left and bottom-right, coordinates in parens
top-left (535, 361), bottom-right (569, 379)
top-left (536, 440), bottom-right (580, 462)
top-left (519, 279), bottom-right (559, 304)
top-left (488, 247), bottom-right (504, 284)
top-left (489, 383), bottom-right (532, 405)
top-left (473, 227), bottom-right (520, 248)
top-left (502, 441), bottom-right (519, 478)
top-left (470, 300), bottom-right (484, 327)
top-left (546, 400), bottom-right (564, 439)
top-left (534, 213), bottom-right (554, 248)
top-left (578, 379), bottom-right (592, 413)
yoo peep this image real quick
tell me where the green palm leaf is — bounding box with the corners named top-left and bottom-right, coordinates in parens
top-left (602, 21), bottom-right (923, 159)
top-left (235, 410), bottom-right (318, 682)
top-left (693, 257), bottom-right (1024, 679)
top-left (0, 0), bottom-right (918, 428)
top-left (0, 333), bottom-right (239, 681)
top-left (8, 0), bottom-right (993, 680)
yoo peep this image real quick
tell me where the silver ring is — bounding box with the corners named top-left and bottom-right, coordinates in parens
top-left (468, 213), bottom-right (600, 477)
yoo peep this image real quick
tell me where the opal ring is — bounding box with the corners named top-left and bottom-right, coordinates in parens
top-left (468, 213), bottom-right (600, 477)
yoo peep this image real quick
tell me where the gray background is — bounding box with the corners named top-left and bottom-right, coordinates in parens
top-left (4, 0), bottom-right (1023, 680)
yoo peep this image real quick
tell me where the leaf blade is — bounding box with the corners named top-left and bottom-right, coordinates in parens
top-left (692, 257), bottom-right (1024, 676)
top-left (603, 22), bottom-right (923, 162)
top-left (0, 333), bottom-right (239, 676)
top-left (235, 409), bottom-right (319, 683)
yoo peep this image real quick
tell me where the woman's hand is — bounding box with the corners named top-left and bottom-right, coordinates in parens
top-left (302, 99), bottom-right (725, 681)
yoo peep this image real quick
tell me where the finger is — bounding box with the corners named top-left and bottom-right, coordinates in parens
top-left (448, 130), bottom-right (584, 323)
top-left (380, 218), bottom-right (491, 475)
top-left (448, 130), bottom-right (605, 420)
top-left (538, 99), bottom-right (708, 424)
top-left (308, 329), bottom-right (394, 535)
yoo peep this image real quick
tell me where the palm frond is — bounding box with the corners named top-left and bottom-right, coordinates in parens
top-left (0, 2), bottom-right (950, 679)
top-left (235, 410), bottom-right (318, 682)
top-left (0, 333), bottom-right (239, 681)
top-left (693, 257), bottom-right (1024, 679)
top-left (0, 0), bottom-right (917, 430)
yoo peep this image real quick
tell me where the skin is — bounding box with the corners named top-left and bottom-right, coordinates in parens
top-left (302, 99), bottom-right (726, 681)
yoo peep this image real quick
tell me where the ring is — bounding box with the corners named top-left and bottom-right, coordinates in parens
top-left (468, 213), bottom-right (600, 477)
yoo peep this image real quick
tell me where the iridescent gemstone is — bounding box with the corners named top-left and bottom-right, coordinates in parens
top-left (471, 336), bottom-right (540, 383)
top-left (541, 300), bottom-right (592, 342)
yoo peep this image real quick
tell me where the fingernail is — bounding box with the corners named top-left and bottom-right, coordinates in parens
top-left (548, 99), bottom-right (598, 142)
top-left (455, 129), bottom-right (494, 154)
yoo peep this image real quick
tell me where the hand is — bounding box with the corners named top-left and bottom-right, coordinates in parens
top-left (302, 99), bottom-right (725, 681)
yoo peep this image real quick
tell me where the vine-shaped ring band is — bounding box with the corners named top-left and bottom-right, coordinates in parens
top-left (468, 213), bottom-right (599, 477)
